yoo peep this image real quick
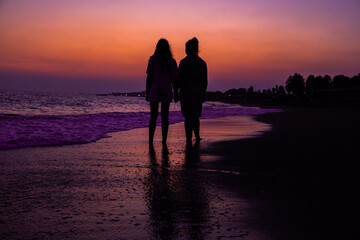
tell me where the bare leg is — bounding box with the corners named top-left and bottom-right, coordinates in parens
top-left (184, 116), bottom-right (192, 145)
top-left (193, 117), bottom-right (200, 141)
top-left (161, 101), bottom-right (170, 145)
top-left (149, 102), bottom-right (159, 145)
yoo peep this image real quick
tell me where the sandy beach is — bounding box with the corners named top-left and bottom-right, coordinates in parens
top-left (203, 107), bottom-right (360, 239)
top-left (1, 115), bottom-right (273, 240)
top-left (1, 107), bottom-right (360, 239)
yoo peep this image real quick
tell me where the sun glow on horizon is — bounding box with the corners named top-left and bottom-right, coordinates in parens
top-left (1, 0), bottom-right (359, 92)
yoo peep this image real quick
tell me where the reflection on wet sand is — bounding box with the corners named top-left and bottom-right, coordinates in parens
top-left (0, 116), bottom-right (272, 239)
top-left (146, 143), bottom-right (209, 239)
top-left (146, 145), bottom-right (176, 239)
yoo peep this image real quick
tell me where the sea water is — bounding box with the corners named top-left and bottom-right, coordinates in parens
top-left (0, 90), bottom-right (281, 150)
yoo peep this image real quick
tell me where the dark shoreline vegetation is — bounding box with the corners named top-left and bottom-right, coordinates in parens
top-left (97, 73), bottom-right (360, 107)
top-left (207, 73), bottom-right (360, 107)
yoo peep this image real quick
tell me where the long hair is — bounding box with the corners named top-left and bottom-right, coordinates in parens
top-left (154, 38), bottom-right (173, 68)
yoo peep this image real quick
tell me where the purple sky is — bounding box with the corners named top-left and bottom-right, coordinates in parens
top-left (0, 0), bottom-right (359, 93)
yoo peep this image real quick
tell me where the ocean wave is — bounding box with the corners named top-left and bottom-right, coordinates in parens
top-left (0, 106), bottom-right (281, 150)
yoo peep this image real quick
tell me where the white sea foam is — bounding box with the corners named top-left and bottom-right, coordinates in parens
top-left (0, 90), bottom-right (281, 150)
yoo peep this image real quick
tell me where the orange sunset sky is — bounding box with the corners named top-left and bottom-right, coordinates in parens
top-left (0, 0), bottom-right (359, 93)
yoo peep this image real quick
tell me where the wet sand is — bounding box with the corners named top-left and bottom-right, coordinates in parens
top-left (2, 108), bottom-right (359, 239)
top-left (203, 107), bottom-right (360, 240)
top-left (0, 115), bottom-right (273, 240)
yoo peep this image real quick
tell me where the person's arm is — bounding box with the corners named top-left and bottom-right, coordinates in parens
top-left (202, 62), bottom-right (208, 103)
top-left (173, 79), bottom-right (179, 103)
top-left (173, 60), bottom-right (180, 102)
top-left (146, 74), bottom-right (152, 102)
top-left (145, 57), bottom-right (153, 102)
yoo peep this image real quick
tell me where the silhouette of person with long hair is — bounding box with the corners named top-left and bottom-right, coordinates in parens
top-left (146, 39), bottom-right (178, 146)
top-left (176, 37), bottom-right (208, 145)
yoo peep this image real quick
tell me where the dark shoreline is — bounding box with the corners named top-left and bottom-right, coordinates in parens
top-left (203, 106), bottom-right (360, 239)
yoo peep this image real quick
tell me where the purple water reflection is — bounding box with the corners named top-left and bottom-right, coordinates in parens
top-left (0, 107), bottom-right (281, 150)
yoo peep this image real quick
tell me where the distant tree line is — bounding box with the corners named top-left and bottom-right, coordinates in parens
top-left (206, 73), bottom-right (360, 105)
top-left (96, 73), bottom-right (360, 106)
top-left (285, 73), bottom-right (360, 96)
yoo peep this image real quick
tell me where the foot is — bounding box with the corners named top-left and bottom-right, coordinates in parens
top-left (149, 143), bottom-right (155, 154)
top-left (162, 144), bottom-right (168, 154)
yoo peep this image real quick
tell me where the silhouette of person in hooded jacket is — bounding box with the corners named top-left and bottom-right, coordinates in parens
top-left (175, 37), bottom-right (207, 145)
